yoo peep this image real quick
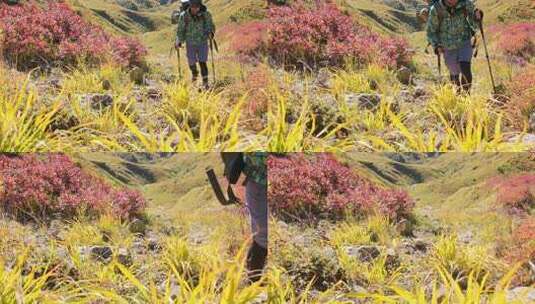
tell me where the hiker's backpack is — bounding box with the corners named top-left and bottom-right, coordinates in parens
top-left (433, 0), bottom-right (476, 36)
top-left (417, 0), bottom-right (441, 24)
top-left (171, 0), bottom-right (190, 24)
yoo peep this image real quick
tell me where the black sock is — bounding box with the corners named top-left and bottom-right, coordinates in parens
top-left (189, 64), bottom-right (198, 81)
top-left (459, 61), bottom-right (472, 93)
top-left (199, 62), bottom-right (208, 84)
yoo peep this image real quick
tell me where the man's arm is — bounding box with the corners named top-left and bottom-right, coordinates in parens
top-left (426, 6), bottom-right (440, 49)
top-left (176, 13), bottom-right (186, 45)
top-left (205, 11), bottom-right (215, 36)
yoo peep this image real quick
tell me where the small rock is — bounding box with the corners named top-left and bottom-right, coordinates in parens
top-left (345, 93), bottom-right (381, 111)
top-left (116, 248), bottom-right (132, 266)
top-left (345, 245), bottom-right (381, 262)
top-left (384, 248), bottom-right (400, 273)
top-left (102, 79), bottom-right (112, 90)
top-left (148, 238), bottom-right (162, 252)
top-left (506, 287), bottom-right (535, 303)
top-left (86, 94), bottom-right (113, 110)
top-left (90, 246), bottom-right (113, 263)
top-left (413, 239), bottom-right (428, 252)
top-left (414, 85), bottom-right (427, 98)
top-left (397, 66), bottom-right (412, 85)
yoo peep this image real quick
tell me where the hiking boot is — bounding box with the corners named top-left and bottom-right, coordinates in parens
top-left (246, 241), bottom-right (267, 283)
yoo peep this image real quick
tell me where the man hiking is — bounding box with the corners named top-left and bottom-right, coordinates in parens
top-left (426, 0), bottom-right (482, 93)
top-left (242, 152), bottom-right (268, 283)
top-left (175, 0), bottom-right (215, 89)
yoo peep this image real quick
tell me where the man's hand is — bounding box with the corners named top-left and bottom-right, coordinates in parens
top-left (175, 41), bottom-right (182, 50)
top-left (434, 46), bottom-right (444, 55)
top-left (474, 9), bottom-right (483, 22)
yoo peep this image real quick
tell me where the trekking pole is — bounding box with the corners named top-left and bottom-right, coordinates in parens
top-left (176, 47), bottom-right (182, 80)
top-left (209, 37), bottom-right (216, 83)
top-left (478, 19), bottom-right (497, 94)
top-left (436, 50), bottom-right (442, 83)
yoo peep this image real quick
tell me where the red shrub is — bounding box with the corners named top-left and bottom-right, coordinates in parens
top-left (0, 2), bottom-right (146, 69)
top-left (493, 22), bottom-right (535, 64)
top-left (509, 218), bottom-right (535, 263)
top-left (110, 36), bottom-right (148, 68)
top-left (0, 154), bottom-right (146, 221)
top-left (225, 21), bottom-right (269, 63)
top-left (504, 68), bottom-right (535, 130)
top-left (488, 173), bottom-right (535, 214)
top-left (230, 1), bottom-right (412, 69)
top-left (268, 153), bottom-right (414, 222)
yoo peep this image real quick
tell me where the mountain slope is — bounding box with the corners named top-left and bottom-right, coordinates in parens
top-left (58, 0), bottom-right (534, 56)
top-left (340, 152), bottom-right (535, 243)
